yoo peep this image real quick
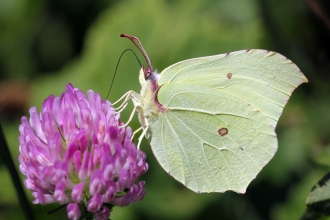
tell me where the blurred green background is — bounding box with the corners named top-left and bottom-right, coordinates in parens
top-left (1, 0), bottom-right (330, 219)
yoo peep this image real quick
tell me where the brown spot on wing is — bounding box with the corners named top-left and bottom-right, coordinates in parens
top-left (227, 73), bottom-right (232, 79)
top-left (218, 128), bottom-right (228, 136)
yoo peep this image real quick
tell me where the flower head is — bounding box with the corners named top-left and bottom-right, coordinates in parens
top-left (18, 83), bottom-right (148, 219)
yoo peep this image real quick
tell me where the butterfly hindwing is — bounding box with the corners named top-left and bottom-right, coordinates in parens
top-left (148, 83), bottom-right (276, 193)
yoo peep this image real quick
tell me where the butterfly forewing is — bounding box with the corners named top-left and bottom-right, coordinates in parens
top-left (158, 50), bottom-right (308, 126)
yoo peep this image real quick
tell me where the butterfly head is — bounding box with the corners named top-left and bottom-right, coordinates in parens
top-left (142, 65), bottom-right (153, 80)
top-left (139, 67), bottom-right (160, 87)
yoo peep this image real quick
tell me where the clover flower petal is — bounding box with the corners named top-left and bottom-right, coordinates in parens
top-left (18, 84), bottom-right (148, 219)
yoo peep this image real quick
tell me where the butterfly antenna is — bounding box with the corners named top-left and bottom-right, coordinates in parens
top-left (120, 34), bottom-right (153, 78)
top-left (106, 49), bottom-right (142, 100)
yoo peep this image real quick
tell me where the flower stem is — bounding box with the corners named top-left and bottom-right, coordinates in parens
top-left (0, 121), bottom-right (34, 220)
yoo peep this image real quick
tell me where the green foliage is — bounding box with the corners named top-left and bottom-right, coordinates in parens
top-left (307, 172), bottom-right (330, 205)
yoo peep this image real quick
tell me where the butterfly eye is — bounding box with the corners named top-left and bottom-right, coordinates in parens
top-left (143, 66), bottom-right (153, 80)
top-left (145, 71), bottom-right (151, 80)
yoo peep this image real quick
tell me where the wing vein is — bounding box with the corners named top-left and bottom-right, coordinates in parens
top-left (163, 112), bottom-right (199, 190)
top-left (168, 111), bottom-right (220, 191)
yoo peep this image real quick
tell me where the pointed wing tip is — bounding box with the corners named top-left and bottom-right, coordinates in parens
top-left (297, 69), bottom-right (308, 84)
top-left (296, 76), bottom-right (308, 87)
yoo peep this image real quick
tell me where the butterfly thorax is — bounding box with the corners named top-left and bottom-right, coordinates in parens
top-left (139, 69), bottom-right (166, 118)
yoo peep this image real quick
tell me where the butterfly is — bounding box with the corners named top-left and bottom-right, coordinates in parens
top-left (115, 34), bottom-right (308, 193)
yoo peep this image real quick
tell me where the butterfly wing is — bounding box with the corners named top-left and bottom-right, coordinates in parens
top-left (147, 50), bottom-right (307, 193)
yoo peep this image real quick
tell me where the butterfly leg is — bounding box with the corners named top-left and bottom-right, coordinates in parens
top-left (113, 91), bottom-right (133, 111)
top-left (115, 102), bottom-right (128, 114)
top-left (119, 105), bottom-right (137, 128)
top-left (130, 120), bottom-right (149, 149)
top-left (131, 91), bottom-right (151, 147)
top-left (136, 126), bottom-right (148, 149)
top-left (113, 90), bottom-right (142, 113)
top-left (117, 91), bottom-right (143, 128)
top-left (131, 127), bottom-right (143, 140)
top-left (113, 90), bottom-right (148, 148)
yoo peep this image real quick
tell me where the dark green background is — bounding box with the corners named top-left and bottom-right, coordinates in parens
top-left (1, 0), bottom-right (330, 219)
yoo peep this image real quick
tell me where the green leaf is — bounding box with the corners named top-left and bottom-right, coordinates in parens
top-left (307, 172), bottom-right (330, 204)
top-left (304, 172), bottom-right (330, 218)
